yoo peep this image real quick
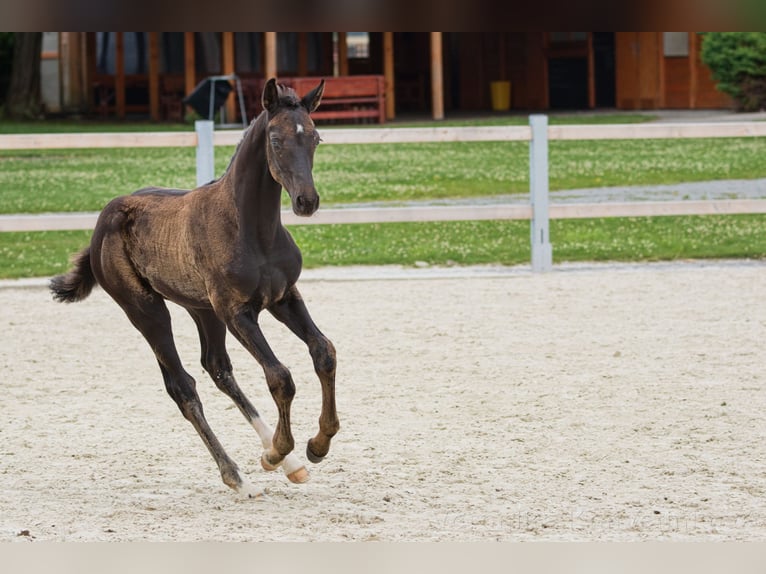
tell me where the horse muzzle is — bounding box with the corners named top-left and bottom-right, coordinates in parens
top-left (292, 191), bottom-right (320, 217)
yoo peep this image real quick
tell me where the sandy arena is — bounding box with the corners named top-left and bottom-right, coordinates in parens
top-left (1, 260), bottom-right (764, 541)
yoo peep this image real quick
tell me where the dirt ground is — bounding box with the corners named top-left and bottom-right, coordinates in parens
top-left (1, 260), bottom-right (764, 541)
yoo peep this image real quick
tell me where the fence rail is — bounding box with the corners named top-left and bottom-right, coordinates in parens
top-left (1, 119), bottom-right (766, 272)
top-left (4, 199), bottom-right (765, 234)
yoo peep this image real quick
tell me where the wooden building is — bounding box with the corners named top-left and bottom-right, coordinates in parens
top-left (47, 32), bottom-right (731, 122)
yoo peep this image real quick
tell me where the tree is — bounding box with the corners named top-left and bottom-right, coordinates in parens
top-left (3, 32), bottom-right (43, 120)
top-left (700, 32), bottom-right (766, 112)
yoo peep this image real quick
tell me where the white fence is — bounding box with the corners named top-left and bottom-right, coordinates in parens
top-left (2, 118), bottom-right (766, 272)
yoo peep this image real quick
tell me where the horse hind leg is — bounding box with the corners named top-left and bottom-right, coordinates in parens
top-left (188, 308), bottom-right (309, 484)
top-left (107, 286), bottom-right (261, 498)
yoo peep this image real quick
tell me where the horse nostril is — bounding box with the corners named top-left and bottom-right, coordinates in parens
top-left (296, 195), bottom-right (306, 210)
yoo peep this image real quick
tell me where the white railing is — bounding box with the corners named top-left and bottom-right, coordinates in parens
top-left (2, 119), bottom-right (766, 272)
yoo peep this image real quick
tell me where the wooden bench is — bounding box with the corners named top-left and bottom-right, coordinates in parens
top-left (286, 75), bottom-right (386, 124)
top-left (239, 75), bottom-right (386, 124)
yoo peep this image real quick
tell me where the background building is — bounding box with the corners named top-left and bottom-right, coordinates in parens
top-left (40, 32), bottom-right (732, 122)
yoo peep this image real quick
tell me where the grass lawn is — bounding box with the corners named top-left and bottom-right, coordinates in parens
top-left (2, 138), bottom-right (766, 214)
top-left (2, 215), bottom-right (765, 279)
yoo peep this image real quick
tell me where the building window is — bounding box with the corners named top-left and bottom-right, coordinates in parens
top-left (278, 33), bottom-right (298, 74)
top-left (347, 32), bottom-right (370, 58)
top-left (663, 32), bottom-right (689, 57)
top-left (96, 32), bottom-right (148, 75)
top-left (235, 32), bottom-right (262, 73)
top-left (160, 33), bottom-right (184, 74)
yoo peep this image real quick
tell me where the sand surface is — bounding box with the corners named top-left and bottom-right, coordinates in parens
top-left (1, 261), bottom-right (765, 541)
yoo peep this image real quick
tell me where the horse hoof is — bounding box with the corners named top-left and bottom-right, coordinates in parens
top-left (306, 441), bottom-right (325, 464)
top-left (260, 452), bottom-right (280, 472)
top-left (236, 478), bottom-right (265, 499)
top-left (287, 466), bottom-right (310, 484)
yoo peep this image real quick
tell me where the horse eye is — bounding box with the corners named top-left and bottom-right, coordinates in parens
top-left (271, 139), bottom-right (282, 150)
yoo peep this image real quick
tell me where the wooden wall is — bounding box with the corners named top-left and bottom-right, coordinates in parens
top-left (616, 32), bottom-right (661, 110)
top-left (617, 32), bottom-right (732, 111)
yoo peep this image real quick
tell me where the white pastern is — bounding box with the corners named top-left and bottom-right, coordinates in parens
top-left (251, 416), bottom-right (306, 478)
top-left (251, 417), bottom-right (274, 450)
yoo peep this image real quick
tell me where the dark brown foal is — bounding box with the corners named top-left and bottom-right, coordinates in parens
top-left (50, 78), bottom-right (339, 497)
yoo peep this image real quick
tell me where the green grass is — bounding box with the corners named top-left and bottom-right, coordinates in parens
top-left (3, 138), bottom-right (766, 214)
top-left (0, 120), bottom-right (194, 134)
top-left (0, 230), bottom-right (92, 279)
top-left (3, 215), bottom-right (765, 279)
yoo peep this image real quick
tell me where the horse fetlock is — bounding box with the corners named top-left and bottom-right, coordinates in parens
top-left (260, 450), bottom-right (283, 471)
top-left (221, 465), bottom-right (260, 497)
top-left (306, 438), bottom-right (328, 464)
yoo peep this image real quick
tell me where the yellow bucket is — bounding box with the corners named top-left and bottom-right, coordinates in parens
top-left (490, 81), bottom-right (511, 111)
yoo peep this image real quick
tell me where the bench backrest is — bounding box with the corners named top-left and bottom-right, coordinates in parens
top-left (291, 75), bottom-right (384, 99)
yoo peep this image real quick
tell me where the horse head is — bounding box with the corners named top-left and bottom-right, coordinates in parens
top-left (262, 78), bottom-right (325, 217)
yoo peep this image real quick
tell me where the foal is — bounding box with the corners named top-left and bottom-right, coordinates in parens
top-left (50, 79), bottom-right (339, 497)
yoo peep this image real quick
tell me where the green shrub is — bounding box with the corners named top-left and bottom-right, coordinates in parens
top-left (700, 32), bottom-right (766, 111)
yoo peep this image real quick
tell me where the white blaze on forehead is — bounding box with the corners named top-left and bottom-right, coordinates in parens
top-left (296, 123), bottom-right (305, 134)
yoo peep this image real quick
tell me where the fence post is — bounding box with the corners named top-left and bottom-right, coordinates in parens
top-left (195, 120), bottom-right (215, 187)
top-left (529, 114), bottom-right (552, 272)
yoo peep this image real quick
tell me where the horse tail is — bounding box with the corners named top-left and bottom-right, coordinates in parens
top-left (50, 247), bottom-right (97, 303)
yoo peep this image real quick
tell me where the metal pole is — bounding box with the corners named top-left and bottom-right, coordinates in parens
top-left (195, 120), bottom-right (215, 188)
top-left (529, 114), bottom-right (552, 272)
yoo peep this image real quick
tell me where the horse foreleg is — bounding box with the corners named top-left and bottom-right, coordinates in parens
top-left (188, 309), bottom-right (308, 484)
top-left (224, 306), bottom-right (298, 472)
top-left (269, 286), bottom-right (339, 464)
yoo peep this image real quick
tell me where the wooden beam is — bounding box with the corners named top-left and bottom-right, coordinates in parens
top-left (148, 32), bottom-right (160, 122)
top-left (264, 32), bottom-right (277, 79)
top-left (222, 32), bottom-right (236, 122)
top-left (297, 32), bottom-right (308, 76)
top-left (115, 32), bottom-right (125, 119)
top-left (587, 33), bottom-right (595, 109)
top-left (689, 31), bottom-right (698, 109)
top-left (338, 33), bottom-right (348, 76)
top-left (184, 32), bottom-right (196, 114)
top-left (59, 32), bottom-right (83, 113)
top-left (430, 32), bottom-right (444, 120)
top-left (383, 32), bottom-right (395, 120)
top-left (658, 32), bottom-right (666, 108)
top-left (86, 33), bottom-right (96, 111)
top-left (542, 32), bottom-right (550, 109)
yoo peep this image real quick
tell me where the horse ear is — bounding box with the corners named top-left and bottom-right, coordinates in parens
top-left (301, 79), bottom-right (325, 113)
top-left (262, 78), bottom-right (279, 114)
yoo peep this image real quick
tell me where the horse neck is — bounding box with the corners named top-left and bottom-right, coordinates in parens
top-left (222, 113), bottom-right (283, 243)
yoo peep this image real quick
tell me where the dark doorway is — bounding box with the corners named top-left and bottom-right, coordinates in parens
top-left (548, 57), bottom-right (588, 109)
top-left (593, 32), bottom-right (616, 108)
top-left (547, 32), bottom-right (616, 110)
